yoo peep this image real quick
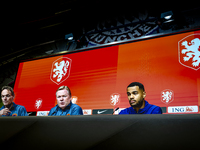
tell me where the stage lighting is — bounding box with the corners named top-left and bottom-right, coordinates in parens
top-left (161, 11), bottom-right (174, 23)
top-left (65, 33), bottom-right (74, 40)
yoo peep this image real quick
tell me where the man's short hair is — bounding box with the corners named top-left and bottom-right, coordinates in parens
top-left (56, 85), bottom-right (71, 97)
top-left (127, 82), bottom-right (145, 91)
top-left (1, 86), bottom-right (15, 96)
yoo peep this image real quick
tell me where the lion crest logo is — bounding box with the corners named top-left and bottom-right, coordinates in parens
top-left (178, 34), bottom-right (200, 70)
top-left (161, 89), bottom-right (174, 104)
top-left (50, 57), bottom-right (72, 85)
top-left (35, 98), bottom-right (43, 110)
top-left (110, 93), bottom-right (120, 106)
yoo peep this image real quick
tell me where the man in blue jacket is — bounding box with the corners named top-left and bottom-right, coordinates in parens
top-left (119, 82), bottom-right (162, 114)
top-left (0, 86), bottom-right (28, 116)
top-left (48, 86), bottom-right (83, 116)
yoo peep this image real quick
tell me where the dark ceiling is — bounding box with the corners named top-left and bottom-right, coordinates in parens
top-left (0, 0), bottom-right (199, 87)
top-left (1, 0), bottom-right (199, 60)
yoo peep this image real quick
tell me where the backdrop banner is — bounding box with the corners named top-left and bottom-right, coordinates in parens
top-left (14, 30), bottom-right (200, 115)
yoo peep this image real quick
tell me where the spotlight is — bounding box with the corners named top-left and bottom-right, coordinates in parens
top-left (164, 15), bottom-right (172, 20)
top-left (161, 11), bottom-right (174, 23)
top-left (65, 33), bottom-right (74, 40)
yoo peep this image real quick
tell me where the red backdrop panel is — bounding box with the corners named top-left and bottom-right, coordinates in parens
top-left (14, 30), bottom-right (200, 114)
top-left (14, 46), bottom-right (119, 112)
top-left (116, 31), bottom-right (200, 111)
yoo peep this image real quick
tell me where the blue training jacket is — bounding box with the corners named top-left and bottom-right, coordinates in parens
top-left (48, 101), bottom-right (83, 116)
top-left (119, 100), bottom-right (162, 114)
top-left (0, 102), bottom-right (28, 116)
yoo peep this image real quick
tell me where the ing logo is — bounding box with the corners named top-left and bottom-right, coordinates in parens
top-left (50, 57), bottom-right (72, 85)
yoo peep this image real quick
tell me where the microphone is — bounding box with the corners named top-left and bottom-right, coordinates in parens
top-left (112, 107), bottom-right (119, 115)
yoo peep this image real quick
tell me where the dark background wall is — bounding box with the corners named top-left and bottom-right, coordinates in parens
top-left (0, 0), bottom-right (200, 90)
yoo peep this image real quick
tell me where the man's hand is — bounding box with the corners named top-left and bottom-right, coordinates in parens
top-left (0, 108), bottom-right (11, 116)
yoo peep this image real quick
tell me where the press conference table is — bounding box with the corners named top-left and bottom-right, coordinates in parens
top-left (0, 114), bottom-right (200, 150)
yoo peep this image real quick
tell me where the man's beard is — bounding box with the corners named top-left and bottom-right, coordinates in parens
top-left (130, 99), bottom-right (143, 108)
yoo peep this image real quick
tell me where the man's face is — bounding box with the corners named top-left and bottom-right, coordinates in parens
top-left (127, 86), bottom-right (146, 107)
top-left (1, 89), bottom-right (14, 106)
top-left (56, 89), bottom-right (71, 110)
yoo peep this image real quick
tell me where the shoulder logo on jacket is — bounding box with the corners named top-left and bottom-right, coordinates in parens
top-left (12, 113), bottom-right (18, 116)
